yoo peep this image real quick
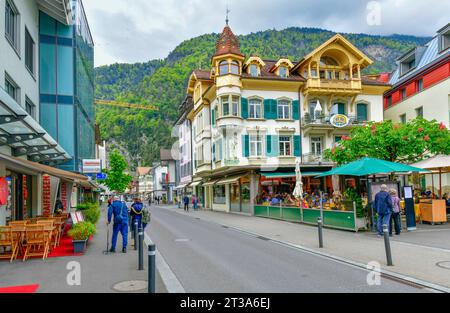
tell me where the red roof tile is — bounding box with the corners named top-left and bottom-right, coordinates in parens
top-left (214, 26), bottom-right (243, 57)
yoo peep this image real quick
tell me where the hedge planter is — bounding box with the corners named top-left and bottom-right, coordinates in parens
top-left (73, 239), bottom-right (88, 254)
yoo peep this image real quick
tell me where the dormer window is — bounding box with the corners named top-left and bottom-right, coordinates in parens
top-left (250, 64), bottom-right (259, 77)
top-left (399, 51), bottom-right (416, 76)
top-left (438, 24), bottom-right (450, 52)
top-left (279, 66), bottom-right (288, 78)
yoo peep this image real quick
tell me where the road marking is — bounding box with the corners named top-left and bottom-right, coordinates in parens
top-left (155, 206), bottom-right (449, 293)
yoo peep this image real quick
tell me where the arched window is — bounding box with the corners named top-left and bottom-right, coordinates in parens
top-left (320, 56), bottom-right (339, 67)
top-left (356, 103), bottom-right (368, 121)
top-left (250, 64), bottom-right (259, 77)
top-left (219, 61), bottom-right (229, 75)
top-left (230, 61), bottom-right (240, 75)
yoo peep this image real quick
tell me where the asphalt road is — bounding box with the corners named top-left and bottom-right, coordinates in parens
top-left (148, 206), bottom-right (428, 293)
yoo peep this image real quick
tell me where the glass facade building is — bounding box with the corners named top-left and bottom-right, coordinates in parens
top-left (39, 0), bottom-right (94, 172)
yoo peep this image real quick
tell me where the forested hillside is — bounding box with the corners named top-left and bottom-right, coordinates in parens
top-left (95, 27), bottom-right (430, 169)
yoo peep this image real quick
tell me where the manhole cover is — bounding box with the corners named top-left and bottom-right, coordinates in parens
top-left (175, 238), bottom-right (191, 242)
top-left (436, 261), bottom-right (450, 270)
top-left (112, 280), bottom-right (147, 292)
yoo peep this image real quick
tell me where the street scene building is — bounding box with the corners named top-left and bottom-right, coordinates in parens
top-left (0, 0), bottom-right (95, 226)
top-left (384, 23), bottom-right (450, 191)
top-left (177, 23), bottom-right (390, 214)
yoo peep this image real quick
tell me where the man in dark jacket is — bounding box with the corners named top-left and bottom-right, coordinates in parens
top-left (107, 196), bottom-right (129, 253)
top-left (130, 198), bottom-right (144, 232)
top-left (183, 195), bottom-right (190, 212)
top-left (374, 185), bottom-right (393, 237)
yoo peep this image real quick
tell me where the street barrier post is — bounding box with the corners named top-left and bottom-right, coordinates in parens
top-left (148, 243), bottom-right (156, 293)
top-left (134, 221), bottom-right (138, 251)
top-left (318, 217), bottom-right (324, 248)
top-left (383, 224), bottom-right (393, 266)
top-left (138, 227), bottom-right (144, 270)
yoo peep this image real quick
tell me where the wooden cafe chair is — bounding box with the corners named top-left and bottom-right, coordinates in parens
top-left (23, 225), bottom-right (49, 261)
top-left (0, 226), bottom-right (19, 263)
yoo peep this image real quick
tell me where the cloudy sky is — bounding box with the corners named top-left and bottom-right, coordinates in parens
top-left (82, 0), bottom-right (450, 67)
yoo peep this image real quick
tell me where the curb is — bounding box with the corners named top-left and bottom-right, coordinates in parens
top-left (158, 205), bottom-right (450, 293)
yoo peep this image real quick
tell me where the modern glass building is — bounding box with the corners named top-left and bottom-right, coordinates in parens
top-left (39, 0), bottom-right (94, 172)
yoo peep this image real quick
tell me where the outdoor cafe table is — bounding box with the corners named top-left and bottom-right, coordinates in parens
top-left (10, 225), bottom-right (56, 261)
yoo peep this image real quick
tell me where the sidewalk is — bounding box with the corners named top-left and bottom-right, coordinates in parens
top-left (158, 205), bottom-right (450, 291)
top-left (0, 206), bottom-right (167, 293)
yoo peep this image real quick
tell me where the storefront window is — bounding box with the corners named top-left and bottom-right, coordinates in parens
top-left (213, 185), bottom-right (226, 204)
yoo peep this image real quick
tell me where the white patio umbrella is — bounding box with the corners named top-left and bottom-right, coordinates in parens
top-left (315, 100), bottom-right (323, 113)
top-left (411, 155), bottom-right (450, 198)
top-left (293, 160), bottom-right (304, 199)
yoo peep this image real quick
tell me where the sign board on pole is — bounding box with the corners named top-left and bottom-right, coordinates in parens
top-left (82, 159), bottom-right (102, 174)
top-left (404, 186), bottom-right (417, 231)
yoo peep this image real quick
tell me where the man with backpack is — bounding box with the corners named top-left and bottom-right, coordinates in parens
top-left (373, 185), bottom-right (394, 237)
top-left (107, 196), bottom-right (129, 253)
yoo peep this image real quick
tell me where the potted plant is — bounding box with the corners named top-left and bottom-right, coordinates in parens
top-left (68, 222), bottom-right (96, 253)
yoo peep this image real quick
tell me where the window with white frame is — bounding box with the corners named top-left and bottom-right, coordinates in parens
top-left (219, 61), bottom-right (229, 75)
top-left (279, 66), bottom-right (288, 78)
top-left (250, 134), bottom-right (263, 157)
top-left (249, 98), bottom-right (262, 119)
top-left (279, 136), bottom-right (292, 156)
top-left (230, 61), bottom-right (240, 75)
top-left (5, 74), bottom-right (20, 104)
top-left (221, 96), bottom-right (230, 116)
top-left (5, 0), bottom-right (20, 52)
top-left (25, 97), bottom-right (35, 119)
top-left (25, 28), bottom-right (35, 76)
top-left (232, 96), bottom-right (239, 117)
top-left (250, 64), bottom-right (259, 77)
top-left (277, 99), bottom-right (291, 120)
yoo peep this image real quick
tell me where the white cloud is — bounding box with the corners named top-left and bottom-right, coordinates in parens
top-left (82, 0), bottom-right (450, 66)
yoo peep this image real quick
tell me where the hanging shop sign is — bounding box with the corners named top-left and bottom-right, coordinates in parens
top-left (330, 114), bottom-right (350, 128)
top-left (82, 159), bottom-right (102, 174)
top-left (42, 175), bottom-right (51, 216)
top-left (61, 182), bottom-right (68, 212)
top-left (0, 177), bottom-right (8, 205)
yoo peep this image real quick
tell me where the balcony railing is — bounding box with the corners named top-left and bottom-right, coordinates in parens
top-left (302, 114), bottom-right (367, 127)
top-left (302, 153), bottom-right (333, 164)
top-left (305, 77), bottom-right (362, 91)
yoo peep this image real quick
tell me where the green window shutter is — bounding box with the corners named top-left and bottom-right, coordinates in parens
top-left (242, 135), bottom-right (250, 158)
top-left (271, 99), bottom-right (278, 119)
top-left (357, 103), bottom-right (368, 121)
top-left (241, 98), bottom-right (249, 119)
top-left (293, 100), bottom-right (300, 120)
top-left (294, 135), bottom-right (301, 157)
top-left (272, 135), bottom-right (280, 157)
top-left (338, 103), bottom-right (346, 115)
top-left (264, 99), bottom-right (271, 120)
top-left (211, 109), bottom-right (215, 126)
top-left (266, 135), bottom-right (272, 156)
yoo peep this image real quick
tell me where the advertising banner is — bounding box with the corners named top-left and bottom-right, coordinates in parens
top-left (0, 177), bottom-right (8, 205)
top-left (82, 159), bottom-right (102, 174)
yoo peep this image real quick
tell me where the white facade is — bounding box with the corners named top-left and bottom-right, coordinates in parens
top-left (192, 105), bottom-right (212, 176)
top-left (152, 165), bottom-right (168, 198)
top-left (178, 119), bottom-right (193, 185)
top-left (0, 0), bottom-right (40, 120)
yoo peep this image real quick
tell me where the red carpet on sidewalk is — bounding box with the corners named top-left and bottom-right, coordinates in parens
top-left (0, 284), bottom-right (40, 293)
top-left (47, 235), bottom-right (84, 258)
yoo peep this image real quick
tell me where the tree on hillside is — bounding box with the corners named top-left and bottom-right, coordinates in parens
top-left (103, 150), bottom-right (133, 193)
top-left (324, 118), bottom-right (450, 165)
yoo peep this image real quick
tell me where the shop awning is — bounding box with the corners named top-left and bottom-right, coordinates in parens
top-left (216, 175), bottom-right (245, 185)
top-left (203, 180), bottom-right (219, 187)
top-left (174, 184), bottom-right (188, 190)
top-left (0, 152), bottom-right (88, 183)
top-left (189, 180), bottom-right (203, 188)
top-left (262, 172), bottom-right (296, 179)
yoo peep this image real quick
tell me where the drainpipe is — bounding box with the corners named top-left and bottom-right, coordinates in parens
top-left (298, 86), bottom-right (304, 165)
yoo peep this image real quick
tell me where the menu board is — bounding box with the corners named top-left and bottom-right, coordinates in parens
top-left (42, 175), bottom-right (51, 216)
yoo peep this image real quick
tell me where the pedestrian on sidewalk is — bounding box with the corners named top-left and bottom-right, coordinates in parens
top-left (130, 198), bottom-right (144, 232)
top-left (107, 196), bottom-right (129, 253)
top-left (142, 205), bottom-right (151, 230)
top-left (183, 194), bottom-right (190, 212)
top-left (389, 189), bottom-right (402, 236)
top-left (373, 184), bottom-right (393, 237)
top-left (192, 195), bottom-right (198, 211)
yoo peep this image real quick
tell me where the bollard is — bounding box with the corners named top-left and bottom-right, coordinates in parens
top-left (138, 227), bottom-right (144, 271)
top-left (148, 243), bottom-right (156, 293)
top-left (383, 224), bottom-right (394, 266)
top-left (134, 221), bottom-right (138, 251)
top-left (318, 217), bottom-right (324, 248)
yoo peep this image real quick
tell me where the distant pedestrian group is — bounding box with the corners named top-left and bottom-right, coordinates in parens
top-left (373, 185), bottom-right (402, 237)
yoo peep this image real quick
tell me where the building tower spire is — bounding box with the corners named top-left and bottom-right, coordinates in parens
top-left (226, 6), bottom-right (230, 26)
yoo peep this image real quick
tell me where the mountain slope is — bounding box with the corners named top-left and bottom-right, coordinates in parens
top-left (95, 27), bottom-right (431, 169)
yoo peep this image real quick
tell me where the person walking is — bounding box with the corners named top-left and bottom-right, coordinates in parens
top-left (192, 195), bottom-right (198, 211)
top-left (107, 196), bottom-right (129, 253)
top-left (183, 194), bottom-right (190, 212)
top-left (130, 198), bottom-right (144, 233)
top-left (389, 189), bottom-right (402, 236)
top-left (373, 184), bottom-right (394, 237)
